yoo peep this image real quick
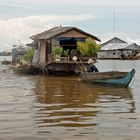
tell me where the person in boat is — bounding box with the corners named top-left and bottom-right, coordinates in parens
top-left (86, 58), bottom-right (99, 72)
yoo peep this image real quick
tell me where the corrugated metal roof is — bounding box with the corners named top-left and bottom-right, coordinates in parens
top-left (125, 43), bottom-right (140, 50)
top-left (101, 37), bottom-right (127, 47)
top-left (30, 26), bottom-right (100, 41)
top-left (101, 43), bottom-right (128, 50)
top-left (101, 42), bottom-right (140, 51)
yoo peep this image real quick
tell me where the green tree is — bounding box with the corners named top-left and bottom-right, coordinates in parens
top-left (23, 48), bottom-right (35, 62)
top-left (53, 46), bottom-right (63, 55)
top-left (77, 37), bottom-right (100, 57)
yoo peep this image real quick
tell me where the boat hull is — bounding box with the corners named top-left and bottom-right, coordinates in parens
top-left (81, 69), bottom-right (135, 87)
top-left (12, 65), bottom-right (41, 75)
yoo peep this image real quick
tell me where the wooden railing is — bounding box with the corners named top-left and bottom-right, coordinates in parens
top-left (47, 54), bottom-right (55, 64)
top-left (47, 54), bottom-right (70, 64)
top-left (60, 56), bottom-right (70, 62)
top-left (46, 54), bottom-right (90, 64)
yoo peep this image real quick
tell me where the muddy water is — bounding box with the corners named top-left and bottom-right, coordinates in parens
top-left (0, 59), bottom-right (140, 140)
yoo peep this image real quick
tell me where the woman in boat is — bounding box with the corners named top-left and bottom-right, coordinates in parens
top-left (86, 58), bottom-right (99, 72)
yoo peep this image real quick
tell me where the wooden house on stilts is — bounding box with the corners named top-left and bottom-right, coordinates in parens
top-left (31, 26), bottom-right (100, 75)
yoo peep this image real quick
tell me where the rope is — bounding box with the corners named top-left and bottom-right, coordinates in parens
top-left (78, 56), bottom-right (86, 72)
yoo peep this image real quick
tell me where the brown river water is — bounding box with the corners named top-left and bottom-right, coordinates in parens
top-left (0, 57), bottom-right (140, 140)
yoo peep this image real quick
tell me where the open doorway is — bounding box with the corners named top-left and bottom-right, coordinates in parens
top-left (59, 37), bottom-right (86, 59)
top-left (59, 38), bottom-right (77, 54)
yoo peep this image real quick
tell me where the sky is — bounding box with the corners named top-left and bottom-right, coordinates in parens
top-left (0, 0), bottom-right (140, 51)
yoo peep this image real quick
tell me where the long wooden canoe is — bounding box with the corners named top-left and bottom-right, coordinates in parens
top-left (80, 68), bottom-right (135, 87)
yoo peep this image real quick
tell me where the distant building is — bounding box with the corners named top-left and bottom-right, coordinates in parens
top-left (0, 49), bottom-right (12, 56)
top-left (97, 37), bottom-right (140, 59)
top-left (12, 45), bottom-right (31, 64)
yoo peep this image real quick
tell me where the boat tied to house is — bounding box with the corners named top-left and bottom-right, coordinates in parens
top-left (80, 68), bottom-right (135, 87)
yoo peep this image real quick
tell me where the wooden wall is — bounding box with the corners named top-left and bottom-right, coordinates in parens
top-left (39, 40), bottom-right (46, 63)
top-left (58, 30), bottom-right (90, 38)
top-left (38, 29), bottom-right (95, 64)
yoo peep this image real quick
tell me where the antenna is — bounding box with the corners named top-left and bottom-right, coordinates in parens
top-left (113, 5), bottom-right (116, 37)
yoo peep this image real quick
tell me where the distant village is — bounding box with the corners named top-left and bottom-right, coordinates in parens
top-left (0, 51), bottom-right (11, 56)
top-left (2, 35), bottom-right (140, 60)
top-left (5, 26), bottom-right (140, 75)
top-left (98, 37), bottom-right (140, 59)
top-left (12, 27), bottom-right (140, 64)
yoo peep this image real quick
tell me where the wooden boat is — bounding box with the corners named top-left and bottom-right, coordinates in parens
top-left (80, 68), bottom-right (135, 87)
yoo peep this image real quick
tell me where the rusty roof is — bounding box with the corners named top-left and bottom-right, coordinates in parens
top-left (30, 26), bottom-right (100, 42)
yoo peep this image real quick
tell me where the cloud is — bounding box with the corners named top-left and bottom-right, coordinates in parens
top-left (1, 0), bottom-right (140, 7)
top-left (0, 14), bottom-right (94, 51)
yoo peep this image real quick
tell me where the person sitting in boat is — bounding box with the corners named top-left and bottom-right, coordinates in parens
top-left (86, 58), bottom-right (99, 72)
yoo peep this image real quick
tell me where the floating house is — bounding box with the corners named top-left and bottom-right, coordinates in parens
top-left (30, 26), bottom-right (100, 75)
top-left (97, 37), bottom-right (140, 59)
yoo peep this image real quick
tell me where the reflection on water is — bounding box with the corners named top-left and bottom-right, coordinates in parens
top-left (32, 76), bottom-right (136, 139)
top-left (0, 59), bottom-right (140, 140)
